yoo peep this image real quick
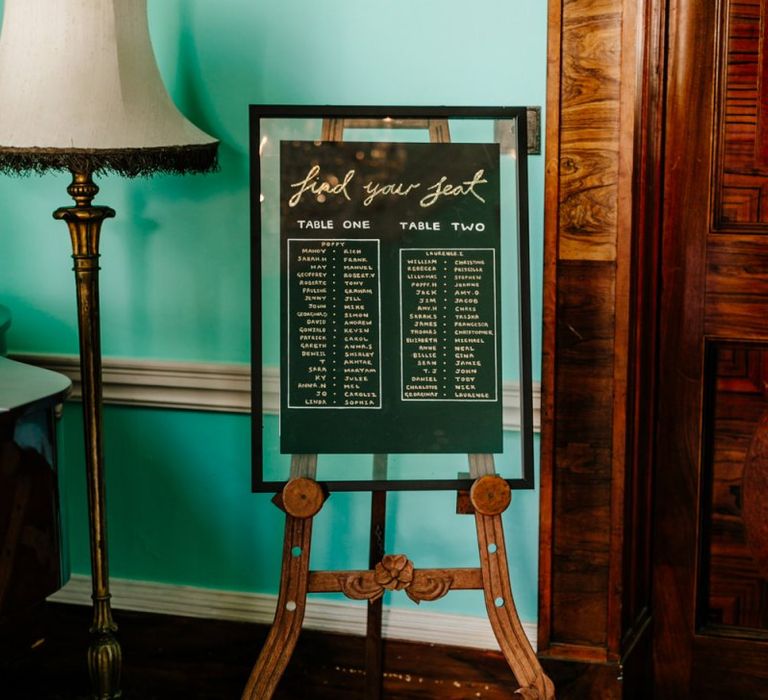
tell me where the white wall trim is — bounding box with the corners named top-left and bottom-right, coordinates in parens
top-left (12, 353), bottom-right (540, 431)
top-left (48, 574), bottom-right (536, 652)
top-left (12, 353), bottom-right (253, 414)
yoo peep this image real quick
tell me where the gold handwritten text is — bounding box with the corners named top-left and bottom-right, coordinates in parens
top-left (288, 165), bottom-right (355, 207)
top-left (361, 181), bottom-right (421, 207)
top-left (419, 170), bottom-right (488, 208)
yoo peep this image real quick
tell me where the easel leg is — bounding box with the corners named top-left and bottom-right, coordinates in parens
top-left (469, 455), bottom-right (554, 699)
top-left (241, 513), bottom-right (313, 699)
top-left (475, 511), bottom-right (555, 699)
top-left (242, 458), bottom-right (322, 700)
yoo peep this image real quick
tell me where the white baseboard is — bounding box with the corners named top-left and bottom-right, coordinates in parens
top-left (48, 574), bottom-right (536, 652)
top-left (11, 353), bottom-right (541, 431)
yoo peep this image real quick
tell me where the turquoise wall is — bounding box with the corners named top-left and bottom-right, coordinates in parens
top-left (0, 0), bottom-right (546, 623)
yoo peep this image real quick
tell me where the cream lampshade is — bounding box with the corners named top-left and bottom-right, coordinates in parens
top-left (0, 0), bottom-right (217, 173)
top-left (0, 2), bottom-right (218, 698)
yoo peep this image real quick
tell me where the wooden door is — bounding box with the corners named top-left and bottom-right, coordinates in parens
top-left (655, 0), bottom-right (768, 695)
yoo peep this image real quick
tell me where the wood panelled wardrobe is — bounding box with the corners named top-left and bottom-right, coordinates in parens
top-left (541, 0), bottom-right (768, 696)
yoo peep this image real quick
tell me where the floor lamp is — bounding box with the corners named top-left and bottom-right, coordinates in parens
top-left (0, 2), bottom-right (218, 697)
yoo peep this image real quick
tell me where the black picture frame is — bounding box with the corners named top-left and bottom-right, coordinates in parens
top-left (250, 105), bottom-right (534, 493)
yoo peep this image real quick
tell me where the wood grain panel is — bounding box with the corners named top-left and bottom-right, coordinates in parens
top-left (692, 635), bottom-right (768, 699)
top-left (553, 447), bottom-right (612, 551)
top-left (715, 0), bottom-right (768, 230)
top-left (743, 416), bottom-right (768, 580)
top-left (549, 260), bottom-right (615, 646)
top-left (706, 346), bottom-right (768, 632)
top-left (557, 7), bottom-right (621, 261)
top-left (707, 298), bottom-right (768, 338)
top-left (707, 235), bottom-right (768, 338)
top-left (708, 235), bottom-right (768, 293)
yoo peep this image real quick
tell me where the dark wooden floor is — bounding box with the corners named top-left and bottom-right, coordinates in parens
top-left (1, 603), bottom-right (527, 699)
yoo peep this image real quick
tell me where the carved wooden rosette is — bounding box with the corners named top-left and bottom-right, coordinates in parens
top-left (333, 555), bottom-right (457, 604)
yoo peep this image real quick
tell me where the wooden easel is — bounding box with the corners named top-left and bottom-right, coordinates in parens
top-left (242, 118), bottom-right (554, 699)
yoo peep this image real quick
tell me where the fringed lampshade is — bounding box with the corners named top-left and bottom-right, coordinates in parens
top-left (0, 0), bottom-right (218, 175)
top-left (0, 2), bottom-right (219, 698)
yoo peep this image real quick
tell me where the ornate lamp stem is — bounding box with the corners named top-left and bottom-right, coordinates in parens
top-left (54, 170), bottom-right (121, 699)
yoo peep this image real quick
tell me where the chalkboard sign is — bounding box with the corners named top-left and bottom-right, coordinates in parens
top-left (280, 141), bottom-right (503, 454)
top-left (251, 106), bottom-right (534, 493)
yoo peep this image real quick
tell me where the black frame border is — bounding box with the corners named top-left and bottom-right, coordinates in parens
top-left (250, 105), bottom-right (534, 493)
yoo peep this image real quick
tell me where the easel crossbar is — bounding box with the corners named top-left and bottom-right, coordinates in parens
top-left (308, 567), bottom-right (484, 598)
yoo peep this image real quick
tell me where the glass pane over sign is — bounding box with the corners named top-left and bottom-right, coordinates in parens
top-left (252, 107), bottom-right (533, 491)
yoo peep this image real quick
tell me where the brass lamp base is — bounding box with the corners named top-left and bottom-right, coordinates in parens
top-left (54, 171), bottom-right (121, 699)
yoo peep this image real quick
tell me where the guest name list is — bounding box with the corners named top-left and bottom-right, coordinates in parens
top-left (401, 248), bottom-right (497, 402)
top-left (287, 239), bottom-right (382, 408)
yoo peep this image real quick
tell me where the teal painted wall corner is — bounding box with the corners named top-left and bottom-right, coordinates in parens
top-left (0, 0), bottom-right (547, 626)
